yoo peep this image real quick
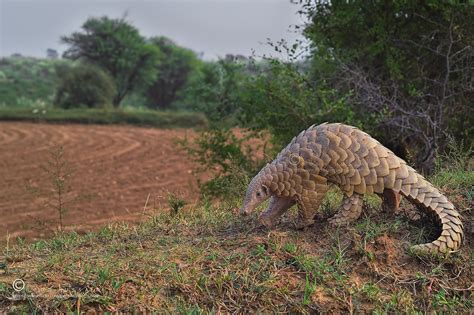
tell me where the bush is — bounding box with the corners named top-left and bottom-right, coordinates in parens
top-left (54, 63), bottom-right (116, 109)
top-left (240, 59), bottom-right (369, 147)
top-left (180, 128), bottom-right (267, 199)
top-left (181, 58), bottom-right (371, 198)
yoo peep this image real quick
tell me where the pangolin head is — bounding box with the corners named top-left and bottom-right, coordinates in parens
top-left (240, 169), bottom-right (271, 216)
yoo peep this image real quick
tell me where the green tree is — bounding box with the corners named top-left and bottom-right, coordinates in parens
top-left (240, 59), bottom-right (364, 147)
top-left (61, 16), bottom-right (161, 108)
top-left (179, 59), bottom-right (246, 125)
top-left (146, 37), bottom-right (199, 109)
top-left (54, 63), bottom-right (116, 109)
top-left (300, 0), bottom-right (474, 173)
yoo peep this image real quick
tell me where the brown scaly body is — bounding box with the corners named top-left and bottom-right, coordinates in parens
top-left (240, 123), bottom-right (464, 255)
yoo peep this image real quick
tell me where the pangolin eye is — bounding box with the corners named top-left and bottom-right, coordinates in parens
top-left (256, 192), bottom-right (261, 197)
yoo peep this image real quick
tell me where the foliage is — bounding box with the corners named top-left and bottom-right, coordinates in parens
top-left (61, 16), bottom-right (161, 107)
top-left (54, 63), bottom-right (116, 109)
top-left (183, 57), bottom-right (372, 198)
top-left (299, 0), bottom-right (474, 173)
top-left (240, 58), bottom-right (368, 147)
top-left (146, 37), bottom-right (200, 109)
top-left (0, 108), bottom-right (208, 129)
top-left (177, 59), bottom-right (246, 126)
top-left (0, 56), bottom-right (68, 107)
top-left (180, 128), bottom-right (264, 198)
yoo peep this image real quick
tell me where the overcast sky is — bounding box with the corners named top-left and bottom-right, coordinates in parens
top-left (0, 0), bottom-right (306, 60)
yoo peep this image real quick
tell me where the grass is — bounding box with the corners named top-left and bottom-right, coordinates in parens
top-left (1, 180), bottom-right (472, 313)
top-left (0, 149), bottom-right (472, 312)
top-left (0, 108), bottom-right (208, 129)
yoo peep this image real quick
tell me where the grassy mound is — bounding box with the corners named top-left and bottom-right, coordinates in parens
top-left (0, 108), bottom-right (208, 129)
top-left (1, 175), bottom-right (472, 313)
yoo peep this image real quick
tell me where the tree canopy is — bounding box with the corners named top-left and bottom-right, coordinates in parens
top-left (146, 36), bottom-right (199, 109)
top-left (299, 0), bottom-right (474, 172)
top-left (61, 16), bottom-right (161, 107)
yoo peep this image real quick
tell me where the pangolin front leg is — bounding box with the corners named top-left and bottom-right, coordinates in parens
top-left (328, 193), bottom-right (363, 226)
top-left (296, 187), bottom-right (329, 230)
top-left (259, 196), bottom-right (296, 228)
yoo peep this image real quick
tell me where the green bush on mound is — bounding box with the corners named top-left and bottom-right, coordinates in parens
top-left (54, 63), bottom-right (117, 109)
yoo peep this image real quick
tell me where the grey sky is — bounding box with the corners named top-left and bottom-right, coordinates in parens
top-left (0, 0), bottom-right (306, 60)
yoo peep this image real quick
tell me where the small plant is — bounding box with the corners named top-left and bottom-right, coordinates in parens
top-left (432, 289), bottom-right (464, 311)
top-left (361, 283), bottom-right (381, 302)
top-left (97, 267), bottom-right (111, 285)
top-left (31, 149), bottom-right (87, 234)
top-left (283, 242), bottom-right (298, 254)
top-left (302, 274), bottom-right (317, 306)
top-left (41, 146), bottom-right (74, 232)
top-left (167, 192), bottom-right (186, 216)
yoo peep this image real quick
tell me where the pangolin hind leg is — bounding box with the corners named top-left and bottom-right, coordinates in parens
top-left (328, 193), bottom-right (363, 226)
top-left (381, 189), bottom-right (401, 212)
top-left (259, 196), bottom-right (296, 228)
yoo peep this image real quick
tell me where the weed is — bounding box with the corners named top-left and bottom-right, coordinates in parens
top-left (355, 217), bottom-right (401, 242)
top-left (97, 267), bottom-right (111, 285)
top-left (302, 274), bottom-right (317, 306)
top-left (40, 146), bottom-right (74, 232)
top-left (361, 283), bottom-right (381, 302)
top-left (167, 192), bottom-right (187, 216)
top-left (283, 242), bottom-right (298, 254)
top-left (330, 231), bottom-right (349, 270)
top-left (432, 289), bottom-right (464, 312)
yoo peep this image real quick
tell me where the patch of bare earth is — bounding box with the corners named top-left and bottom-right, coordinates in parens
top-left (0, 122), bottom-right (201, 241)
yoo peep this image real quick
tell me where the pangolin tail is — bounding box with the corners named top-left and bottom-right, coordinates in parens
top-left (399, 167), bottom-right (463, 254)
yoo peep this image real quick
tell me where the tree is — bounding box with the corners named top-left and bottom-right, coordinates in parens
top-left (177, 59), bottom-right (246, 125)
top-left (54, 63), bottom-right (116, 109)
top-left (146, 37), bottom-right (199, 109)
top-left (299, 1), bottom-right (474, 173)
top-left (61, 16), bottom-right (161, 108)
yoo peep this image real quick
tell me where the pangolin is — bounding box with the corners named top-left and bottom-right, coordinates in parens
top-left (240, 123), bottom-right (463, 255)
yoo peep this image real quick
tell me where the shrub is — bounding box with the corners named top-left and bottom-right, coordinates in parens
top-left (181, 58), bottom-right (374, 198)
top-left (240, 59), bottom-right (369, 147)
top-left (180, 128), bottom-right (267, 199)
top-left (54, 63), bottom-right (116, 109)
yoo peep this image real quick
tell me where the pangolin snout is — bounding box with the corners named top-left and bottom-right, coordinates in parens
top-left (239, 207), bottom-right (249, 216)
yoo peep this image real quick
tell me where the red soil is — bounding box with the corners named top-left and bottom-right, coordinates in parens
top-left (0, 122), bottom-right (201, 241)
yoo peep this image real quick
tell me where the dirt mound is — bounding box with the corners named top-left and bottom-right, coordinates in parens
top-left (0, 122), bottom-right (201, 241)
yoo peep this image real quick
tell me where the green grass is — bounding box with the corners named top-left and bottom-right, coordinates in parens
top-left (1, 186), bottom-right (472, 313)
top-left (0, 108), bottom-right (208, 129)
top-left (0, 159), bottom-right (472, 313)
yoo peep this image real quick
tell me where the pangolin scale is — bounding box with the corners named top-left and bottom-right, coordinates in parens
top-left (240, 123), bottom-right (464, 255)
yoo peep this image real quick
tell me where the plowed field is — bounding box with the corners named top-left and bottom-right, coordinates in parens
top-left (0, 122), bottom-right (201, 241)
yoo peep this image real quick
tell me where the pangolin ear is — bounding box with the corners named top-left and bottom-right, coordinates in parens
top-left (262, 184), bottom-right (269, 195)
